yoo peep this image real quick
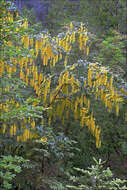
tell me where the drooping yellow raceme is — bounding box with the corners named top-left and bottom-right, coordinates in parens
top-left (23, 19), bottom-right (28, 29)
top-left (10, 124), bottom-right (17, 137)
top-left (86, 63), bottom-right (124, 117)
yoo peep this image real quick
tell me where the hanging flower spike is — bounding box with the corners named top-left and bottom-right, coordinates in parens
top-left (115, 103), bottom-right (119, 116)
top-left (31, 120), bottom-right (35, 129)
top-left (110, 76), bottom-right (113, 89)
top-left (86, 46), bottom-right (89, 56)
top-left (30, 38), bottom-right (33, 48)
top-left (64, 55), bottom-right (68, 67)
top-left (24, 19), bottom-right (28, 29)
top-left (70, 22), bottom-right (73, 30)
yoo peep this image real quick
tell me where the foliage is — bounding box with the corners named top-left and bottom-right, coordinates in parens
top-left (44, 0), bottom-right (127, 34)
top-left (66, 158), bottom-right (127, 190)
top-left (0, 0), bottom-right (127, 189)
top-left (18, 129), bottom-right (78, 189)
top-left (45, 0), bottom-right (79, 34)
top-left (96, 30), bottom-right (126, 71)
top-left (0, 155), bottom-right (29, 190)
top-left (21, 7), bottom-right (37, 25)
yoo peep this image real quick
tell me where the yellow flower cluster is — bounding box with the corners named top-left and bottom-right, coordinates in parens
top-left (10, 124), bottom-right (17, 137)
top-left (78, 23), bottom-right (89, 55)
top-left (49, 88), bottom-right (101, 148)
top-left (19, 22), bottom-right (88, 68)
top-left (80, 109), bottom-right (101, 148)
top-left (0, 117), bottom-right (44, 142)
top-left (2, 10), bottom-right (13, 22)
top-left (16, 118), bottom-right (44, 142)
top-left (47, 70), bottom-right (81, 124)
top-left (17, 129), bottom-right (33, 142)
top-left (0, 60), bottom-right (17, 78)
top-left (40, 137), bottom-right (47, 143)
top-left (73, 94), bottom-right (101, 148)
top-left (0, 10), bottom-right (19, 35)
top-left (86, 63), bottom-right (124, 116)
top-left (0, 94), bottom-right (44, 142)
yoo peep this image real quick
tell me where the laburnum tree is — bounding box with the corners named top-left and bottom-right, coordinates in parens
top-left (0, 0), bottom-right (127, 188)
top-left (0, 0), bottom-right (127, 151)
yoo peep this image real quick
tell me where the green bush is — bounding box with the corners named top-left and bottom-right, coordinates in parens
top-left (97, 30), bottom-right (126, 70)
top-left (0, 155), bottom-right (29, 190)
top-left (66, 158), bottom-right (127, 190)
